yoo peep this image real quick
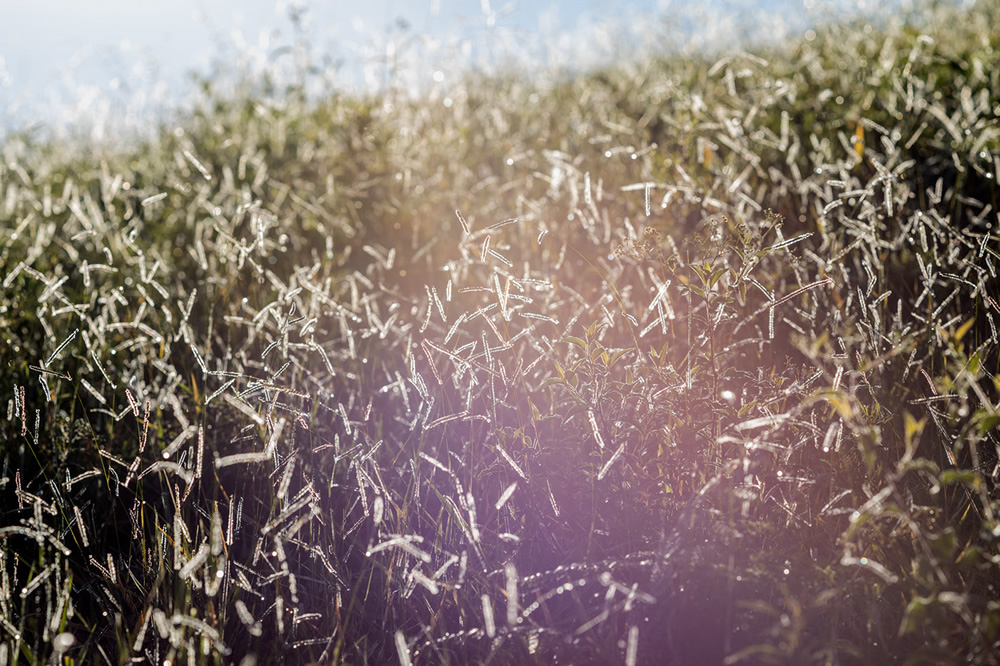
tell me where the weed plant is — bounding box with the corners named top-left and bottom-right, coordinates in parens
top-left (1, 1), bottom-right (1000, 664)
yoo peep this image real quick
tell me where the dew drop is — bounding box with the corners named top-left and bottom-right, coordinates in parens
top-left (52, 633), bottom-right (76, 652)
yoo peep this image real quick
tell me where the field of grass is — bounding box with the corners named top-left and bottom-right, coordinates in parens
top-left (2, 1), bottom-right (1000, 664)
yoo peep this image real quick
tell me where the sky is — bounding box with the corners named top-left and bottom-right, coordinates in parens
top-left (0, 0), bottom-right (907, 139)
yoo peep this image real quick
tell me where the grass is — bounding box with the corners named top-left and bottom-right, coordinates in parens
top-left (2, 1), bottom-right (1000, 664)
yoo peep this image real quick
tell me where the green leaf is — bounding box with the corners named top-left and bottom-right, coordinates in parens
top-left (974, 409), bottom-right (1000, 436)
top-left (608, 348), bottom-right (631, 368)
top-left (983, 604), bottom-right (1000, 643)
top-left (899, 595), bottom-right (937, 635)
top-left (956, 544), bottom-right (984, 567)
top-left (564, 336), bottom-right (587, 350)
top-left (940, 469), bottom-right (980, 487)
top-left (954, 316), bottom-right (975, 342)
top-left (903, 411), bottom-right (925, 455)
top-left (928, 527), bottom-right (958, 561)
top-left (814, 390), bottom-right (853, 420)
top-left (968, 351), bottom-right (982, 377)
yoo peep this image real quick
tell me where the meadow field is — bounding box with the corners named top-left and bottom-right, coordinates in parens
top-left (1, 1), bottom-right (999, 664)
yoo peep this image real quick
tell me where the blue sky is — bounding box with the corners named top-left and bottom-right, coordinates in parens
top-left (0, 0), bottom-right (902, 137)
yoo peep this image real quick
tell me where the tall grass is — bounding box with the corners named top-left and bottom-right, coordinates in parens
top-left (2, 1), bottom-right (999, 664)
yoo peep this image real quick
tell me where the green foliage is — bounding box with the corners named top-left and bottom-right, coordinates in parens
top-left (2, 1), bottom-right (1000, 664)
